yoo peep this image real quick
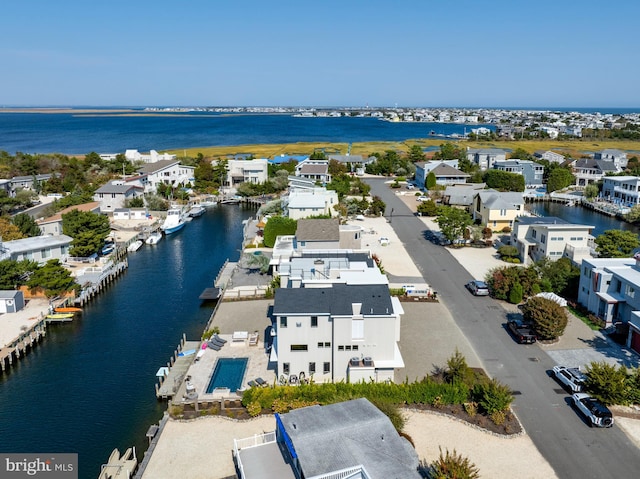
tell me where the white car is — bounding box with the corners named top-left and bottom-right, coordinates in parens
top-left (552, 365), bottom-right (587, 393)
top-left (416, 196), bottom-right (429, 202)
top-left (571, 393), bottom-right (614, 428)
top-left (379, 237), bottom-right (390, 246)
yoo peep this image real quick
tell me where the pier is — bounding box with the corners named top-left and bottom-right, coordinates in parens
top-left (0, 316), bottom-right (47, 372)
top-left (155, 335), bottom-right (202, 399)
top-left (74, 259), bottom-right (128, 306)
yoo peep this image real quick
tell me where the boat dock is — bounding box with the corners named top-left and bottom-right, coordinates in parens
top-left (155, 335), bottom-right (202, 399)
top-left (214, 260), bottom-right (237, 289)
top-left (73, 260), bottom-right (128, 306)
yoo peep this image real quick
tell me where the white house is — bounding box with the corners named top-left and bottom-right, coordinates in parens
top-left (136, 160), bottom-right (195, 193)
top-left (37, 201), bottom-right (101, 236)
top-left (601, 176), bottom-right (640, 207)
top-left (124, 149), bottom-right (176, 164)
top-left (578, 255), bottom-right (640, 354)
top-left (0, 235), bottom-right (73, 265)
top-left (511, 216), bottom-right (594, 265)
top-left (93, 181), bottom-right (144, 212)
top-left (295, 159), bottom-right (331, 184)
top-left (595, 149), bottom-right (628, 169)
top-left (414, 160), bottom-right (459, 189)
top-left (571, 158), bottom-right (620, 187)
top-left (534, 150), bottom-right (566, 164)
top-left (224, 158), bottom-right (269, 187)
top-left (272, 282), bottom-right (405, 383)
top-left (284, 187), bottom-right (338, 220)
top-left (466, 148), bottom-right (507, 170)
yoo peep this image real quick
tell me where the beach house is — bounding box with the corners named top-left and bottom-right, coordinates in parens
top-left (493, 159), bottom-right (545, 187)
top-left (466, 148), bottom-right (507, 170)
top-left (601, 176), bottom-right (640, 207)
top-left (472, 189), bottom-right (524, 231)
top-left (93, 182), bottom-right (144, 212)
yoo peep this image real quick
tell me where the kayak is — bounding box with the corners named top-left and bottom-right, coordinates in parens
top-left (54, 307), bottom-right (83, 313)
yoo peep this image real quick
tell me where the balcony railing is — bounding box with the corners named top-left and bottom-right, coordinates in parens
top-left (234, 431), bottom-right (277, 479)
top-left (307, 465), bottom-right (372, 479)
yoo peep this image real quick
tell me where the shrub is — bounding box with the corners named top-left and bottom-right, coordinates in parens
top-left (482, 227), bottom-right (493, 239)
top-left (508, 282), bottom-right (523, 304)
top-left (473, 378), bottom-right (513, 414)
top-left (627, 368), bottom-right (640, 405)
top-left (501, 226), bottom-right (512, 233)
top-left (498, 245), bottom-right (519, 259)
top-left (417, 199), bottom-right (439, 216)
top-left (463, 402), bottom-right (478, 417)
top-left (373, 401), bottom-right (405, 432)
top-left (444, 349), bottom-right (474, 387)
top-left (521, 296), bottom-right (568, 340)
top-left (263, 216), bottom-right (297, 247)
top-left (585, 361), bottom-right (630, 406)
top-left (247, 401), bottom-right (263, 417)
top-left (429, 447), bottom-right (480, 479)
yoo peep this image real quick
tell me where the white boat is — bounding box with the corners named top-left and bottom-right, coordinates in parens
top-left (127, 240), bottom-right (143, 252)
top-left (198, 197), bottom-right (217, 207)
top-left (160, 207), bottom-right (186, 234)
top-left (146, 232), bottom-right (163, 245)
top-left (188, 205), bottom-right (205, 217)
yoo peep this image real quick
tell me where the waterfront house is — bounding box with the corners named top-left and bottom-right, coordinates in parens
top-left (427, 163), bottom-right (470, 187)
top-left (571, 158), bottom-right (620, 187)
top-left (294, 218), bottom-right (340, 250)
top-left (37, 201), bottom-right (101, 236)
top-left (443, 183), bottom-right (486, 208)
top-left (10, 173), bottom-right (54, 195)
top-left (534, 150), bottom-right (566, 164)
top-left (511, 216), bottom-right (594, 265)
top-left (414, 160), bottom-right (459, 189)
top-left (0, 290), bottom-right (25, 313)
top-left (472, 189), bottom-right (524, 231)
top-left (287, 176), bottom-right (316, 191)
top-left (328, 154), bottom-right (373, 175)
top-left (124, 149), bottom-right (176, 164)
top-left (493, 159), bottom-right (544, 187)
top-left (466, 148), bottom-right (507, 170)
top-left (272, 282), bottom-right (405, 383)
top-left (294, 159), bottom-right (331, 184)
top-left (233, 398), bottom-right (421, 479)
top-left (93, 181), bottom-right (144, 212)
top-left (0, 235), bottom-right (72, 265)
top-left (136, 160), bottom-right (196, 193)
top-left (112, 208), bottom-right (150, 221)
top-left (595, 149), bottom-right (628, 169)
top-left (284, 187), bottom-right (338, 220)
top-left (601, 176), bottom-right (640, 207)
top-left (225, 158), bottom-right (269, 187)
top-left (578, 255), bottom-right (640, 354)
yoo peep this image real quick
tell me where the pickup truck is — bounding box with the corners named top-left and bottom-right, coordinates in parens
top-left (571, 393), bottom-right (614, 427)
top-left (507, 318), bottom-right (537, 344)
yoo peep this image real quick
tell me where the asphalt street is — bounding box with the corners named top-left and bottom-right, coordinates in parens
top-left (367, 178), bottom-right (640, 479)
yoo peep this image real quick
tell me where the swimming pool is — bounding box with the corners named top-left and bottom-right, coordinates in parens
top-left (205, 357), bottom-right (248, 393)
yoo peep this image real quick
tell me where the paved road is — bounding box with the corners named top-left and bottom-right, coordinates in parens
top-left (367, 178), bottom-right (640, 479)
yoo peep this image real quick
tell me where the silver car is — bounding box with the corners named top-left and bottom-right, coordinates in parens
top-left (466, 280), bottom-right (489, 296)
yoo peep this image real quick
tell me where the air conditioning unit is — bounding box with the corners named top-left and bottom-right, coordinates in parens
top-left (349, 357), bottom-right (360, 367)
top-left (363, 357), bottom-right (373, 367)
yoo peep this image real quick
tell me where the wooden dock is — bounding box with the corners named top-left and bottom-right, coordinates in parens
top-left (155, 335), bottom-right (202, 399)
top-left (0, 317), bottom-right (47, 372)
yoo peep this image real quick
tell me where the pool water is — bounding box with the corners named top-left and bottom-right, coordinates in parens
top-left (206, 357), bottom-right (248, 393)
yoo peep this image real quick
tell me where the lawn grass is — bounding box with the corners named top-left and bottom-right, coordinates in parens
top-left (567, 304), bottom-right (603, 331)
top-left (169, 138), bottom-right (640, 160)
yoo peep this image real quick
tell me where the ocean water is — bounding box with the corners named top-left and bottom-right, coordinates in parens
top-left (0, 111), bottom-right (492, 155)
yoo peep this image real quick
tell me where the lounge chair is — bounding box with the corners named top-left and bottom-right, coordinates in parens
top-left (213, 334), bottom-right (227, 344)
top-left (247, 380), bottom-right (258, 388)
top-left (209, 337), bottom-right (225, 347)
top-left (207, 341), bottom-right (221, 351)
top-left (255, 377), bottom-right (267, 387)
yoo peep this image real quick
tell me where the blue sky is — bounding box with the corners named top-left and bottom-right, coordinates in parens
top-left (1, 0), bottom-right (639, 107)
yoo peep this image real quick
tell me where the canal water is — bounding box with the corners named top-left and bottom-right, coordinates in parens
top-left (0, 204), bottom-right (254, 478)
top-left (527, 201), bottom-right (640, 237)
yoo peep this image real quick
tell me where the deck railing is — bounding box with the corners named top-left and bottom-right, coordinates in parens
top-left (234, 431), bottom-right (277, 479)
top-left (307, 465), bottom-right (371, 479)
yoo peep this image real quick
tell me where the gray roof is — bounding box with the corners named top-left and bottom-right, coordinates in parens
top-left (296, 219), bottom-right (340, 241)
top-left (137, 159), bottom-right (180, 174)
top-left (3, 234), bottom-right (73, 254)
top-left (274, 283), bottom-right (393, 316)
top-left (328, 154), bottom-right (366, 164)
top-left (279, 398), bottom-right (420, 479)
top-left (95, 183), bottom-right (142, 194)
top-left (515, 216), bottom-right (569, 225)
top-left (430, 163), bottom-right (469, 177)
top-left (476, 189), bottom-right (524, 209)
top-left (0, 290), bottom-right (21, 299)
top-left (467, 148), bottom-right (506, 155)
top-left (445, 183), bottom-right (486, 205)
top-left (298, 164), bottom-right (328, 174)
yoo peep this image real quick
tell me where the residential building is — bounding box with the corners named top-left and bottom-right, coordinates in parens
top-left (10, 174), bottom-right (53, 194)
top-left (328, 154), bottom-right (373, 175)
top-left (136, 160), bottom-right (196, 193)
top-left (269, 154), bottom-right (308, 165)
top-left (233, 398), bottom-right (420, 479)
top-left (473, 189), bottom-right (524, 231)
top-left (493, 159), bottom-right (544, 187)
top-left (124, 149), bottom-right (176, 164)
top-left (578, 256), bottom-right (640, 354)
top-left (287, 176), bottom-right (316, 191)
top-left (428, 163), bottom-right (470, 187)
top-left (443, 183), bottom-right (486, 208)
top-left (284, 187), bottom-right (338, 220)
top-left (414, 160), bottom-right (459, 189)
top-left (294, 218), bottom-right (340, 250)
top-left (511, 216), bottom-right (594, 265)
top-left (595, 149), bottom-right (628, 168)
top-left (93, 181), bottom-right (144, 212)
top-left (273, 282), bottom-right (405, 383)
top-left (0, 235), bottom-right (72, 264)
top-left (112, 208), bottom-right (149, 221)
top-left (534, 150), bottom-right (566, 164)
top-left (37, 201), bottom-right (101, 236)
top-left (571, 158), bottom-right (620, 187)
top-left (225, 158), bottom-right (269, 187)
top-left (295, 159), bottom-right (331, 184)
top-left (602, 176), bottom-right (640, 206)
top-left (466, 148), bottom-right (507, 170)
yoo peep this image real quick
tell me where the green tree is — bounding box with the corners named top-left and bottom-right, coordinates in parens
top-left (62, 210), bottom-right (111, 257)
top-left (407, 144), bottom-right (425, 163)
top-left (435, 206), bottom-right (473, 243)
top-left (473, 378), bottom-right (514, 414)
top-left (585, 362), bottom-right (630, 406)
top-left (194, 160), bottom-right (217, 191)
top-left (433, 142), bottom-right (465, 161)
top-left (26, 259), bottom-right (77, 298)
top-left (328, 159), bottom-right (347, 176)
top-left (426, 171), bottom-right (437, 190)
top-left (584, 183), bottom-right (600, 200)
top-left (0, 259), bottom-right (39, 289)
top-left (368, 196), bottom-right (386, 216)
top-left (14, 188), bottom-right (38, 207)
top-left (263, 216), bottom-right (297, 248)
top-left (0, 217), bottom-right (24, 240)
top-left (483, 170), bottom-right (525, 192)
top-left (124, 196), bottom-right (145, 208)
top-left (536, 257), bottom-right (580, 299)
top-left (521, 296), bottom-right (568, 340)
top-left (417, 200), bottom-right (439, 216)
top-left (145, 194), bottom-right (169, 211)
top-left (546, 167), bottom-right (575, 193)
top-left (508, 283), bottom-right (523, 304)
top-left (625, 205), bottom-right (640, 224)
top-left (509, 148), bottom-right (534, 161)
top-left (595, 230), bottom-right (640, 258)
top-left (11, 213), bottom-right (41, 237)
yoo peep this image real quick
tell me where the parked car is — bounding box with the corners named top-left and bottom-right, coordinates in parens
top-left (466, 280), bottom-right (489, 296)
top-left (416, 196), bottom-right (429, 202)
top-left (406, 183), bottom-right (415, 190)
top-left (552, 365), bottom-right (587, 393)
top-left (571, 393), bottom-right (614, 427)
top-left (507, 318), bottom-right (537, 343)
top-left (379, 237), bottom-right (390, 246)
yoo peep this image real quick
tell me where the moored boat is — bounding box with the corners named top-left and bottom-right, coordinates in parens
top-left (127, 240), bottom-right (143, 252)
top-left (46, 312), bottom-right (75, 320)
top-left (146, 232), bottom-right (163, 245)
top-left (188, 205), bottom-right (205, 217)
top-left (160, 207), bottom-right (186, 234)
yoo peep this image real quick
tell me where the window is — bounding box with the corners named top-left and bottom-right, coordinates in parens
top-left (541, 234), bottom-right (546, 244)
top-left (626, 284), bottom-right (635, 299)
top-left (500, 209), bottom-right (506, 216)
top-left (323, 362), bottom-right (330, 374)
top-left (532, 230), bottom-right (537, 238)
top-left (311, 316), bottom-right (318, 328)
top-left (324, 342), bottom-right (330, 347)
top-left (291, 344), bottom-right (308, 351)
top-left (280, 316), bottom-right (287, 328)
top-left (352, 345), bottom-right (359, 351)
top-left (345, 345), bottom-right (352, 351)
top-left (41, 249), bottom-right (50, 258)
top-left (318, 342), bottom-right (324, 348)
top-left (352, 318), bottom-right (364, 340)
top-left (309, 362), bottom-right (316, 375)
top-left (283, 363), bottom-right (290, 375)
top-left (338, 345), bottom-right (344, 351)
